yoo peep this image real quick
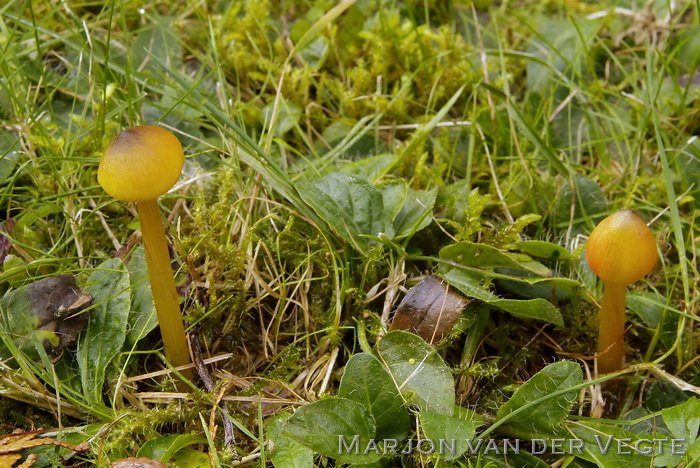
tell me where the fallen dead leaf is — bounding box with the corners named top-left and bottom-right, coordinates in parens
top-left (0, 431), bottom-right (88, 468)
top-left (390, 275), bottom-right (469, 345)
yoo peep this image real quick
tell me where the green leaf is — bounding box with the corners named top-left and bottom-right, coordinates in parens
top-left (125, 246), bottom-right (157, 347)
top-left (377, 331), bottom-right (455, 415)
top-left (661, 397), bottom-right (700, 458)
top-left (657, 384), bottom-right (700, 466)
top-left (515, 240), bottom-right (571, 261)
top-left (283, 398), bottom-right (381, 464)
top-left (340, 154), bottom-right (396, 184)
top-left (563, 420), bottom-right (662, 467)
top-left (137, 434), bottom-right (207, 462)
top-left (395, 85), bottom-right (466, 167)
top-left (553, 174), bottom-right (608, 225)
top-left (269, 414), bottom-right (314, 468)
top-left (77, 258), bottom-right (131, 404)
top-left (298, 172), bottom-right (394, 254)
top-left (436, 179), bottom-right (471, 224)
top-left (419, 411), bottom-right (476, 461)
top-left (496, 361), bottom-right (582, 437)
top-left (0, 146), bottom-right (18, 185)
top-left (262, 99), bottom-right (302, 137)
top-left (440, 269), bottom-right (564, 326)
top-left (393, 188), bottom-right (437, 239)
top-left (483, 451), bottom-right (549, 467)
top-left (645, 380), bottom-right (692, 412)
top-left (15, 204), bottom-right (63, 233)
top-left (526, 17), bottom-right (600, 92)
top-left (0, 282), bottom-right (47, 359)
top-left (338, 353), bottom-right (410, 441)
top-left (440, 241), bottom-right (551, 277)
top-left (378, 180), bottom-right (408, 221)
top-left (626, 291), bottom-right (678, 348)
top-left (299, 36), bottom-right (329, 69)
top-left (171, 448), bottom-right (210, 468)
top-left (132, 16), bottom-right (183, 76)
top-left (494, 269), bottom-right (579, 302)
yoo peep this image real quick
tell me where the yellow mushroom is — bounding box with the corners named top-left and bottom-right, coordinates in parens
top-left (586, 209), bottom-right (657, 374)
top-left (99, 125), bottom-right (192, 380)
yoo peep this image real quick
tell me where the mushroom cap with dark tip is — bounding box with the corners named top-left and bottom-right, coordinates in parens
top-left (98, 125), bottom-right (184, 202)
top-left (586, 209), bottom-right (657, 285)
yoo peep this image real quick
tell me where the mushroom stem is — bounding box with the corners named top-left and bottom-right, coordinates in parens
top-left (597, 282), bottom-right (627, 374)
top-left (137, 199), bottom-right (192, 379)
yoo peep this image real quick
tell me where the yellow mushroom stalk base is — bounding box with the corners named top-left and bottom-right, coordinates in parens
top-left (596, 282), bottom-right (627, 375)
top-left (138, 199), bottom-right (192, 380)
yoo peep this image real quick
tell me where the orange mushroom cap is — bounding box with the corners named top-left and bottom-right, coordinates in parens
top-left (586, 209), bottom-right (657, 285)
top-left (98, 125), bottom-right (184, 202)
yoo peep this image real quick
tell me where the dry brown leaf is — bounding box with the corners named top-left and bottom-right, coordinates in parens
top-left (0, 453), bottom-right (23, 468)
top-left (390, 275), bottom-right (469, 345)
top-left (0, 450), bottom-right (40, 467)
top-left (15, 454), bottom-right (37, 468)
top-left (0, 431), bottom-right (89, 468)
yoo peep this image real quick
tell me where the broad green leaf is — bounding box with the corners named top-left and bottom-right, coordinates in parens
top-left (284, 398), bottom-right (381, 464)
top-left (496, 361), bottom-right (581, 436)
top-left (515, 240), bottom-right (571, 261)
top-left (262, 99), bottom-right (302, 137)
top-left (298, 172), bottom-right (394, 253)
top-left (419, 411), bottom-right (476, 461)
top-left (340, 154), bottom-right (396, 183)
top-left (171, 448), bottom-right (210, 468)
top-left (132, 16), bottom-right (183, 76)
top-left (393, 188), bottom-right (437, 239)
top-left (436, 179), bottom-right (471, 223)
top-left (299, 36), bottom-right (329, 69)
top-left (553, 175), bottom-right (608, 225)
top-left (15, 204), bottom-right (63, 233)
top-left (378, 179), bottom-right (408, 221)
top-left (563, 420), bottom-right (663, 467)
top-left (659, 397), bottom-right (700, 465)
top-left (526, 17), bottom-right (600, 92)
top-left (675, 137), bottom-right (700, 209)
top-left (125, 246), bottom-right (157, 347)
top-left (395, 85), bottom-right (466, 167)
top-left (627, 291), bottom-right (678, 347)
top-left (441, 242), bottom-right (551, 277)
top-left (0, 282), bottom-right (49, 359)
top-left (78, 258), bottom-right (130, 404)
top-left (495, 269), bottom-right (579, 301)
top-left (377, 331), bottom-right (455, 415)
top-left (269, 414), bottom-right (314, 468)
top-left (488, 298), bottom-right (564, 327)
top-left (484, 451), bottom-right (549, 467)
top-left (677, 26), bottom-right (700, 69)
top-left (441, 269), bottom-right (564, 326)
top-left (338, 353), bottom-right (410, 441)
top-left (645, 380), bottom-right (692, 412)
top-left (137, 434), bottom-right (207, 462)
top-left (0, 148), bottom-right (18, 185)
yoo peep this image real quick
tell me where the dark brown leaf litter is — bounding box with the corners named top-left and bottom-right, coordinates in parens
top-left (0, 219), bottom-right (15, 264)
top-left (26, 274), bottom-right (93, 354)
top-left (390, 275), bottom-right (469, 345)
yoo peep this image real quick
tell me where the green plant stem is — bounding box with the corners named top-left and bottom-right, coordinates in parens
top-left (138, 199), bottom-right (192, 380)
top-left (597, 282), bottom-right (627, 374)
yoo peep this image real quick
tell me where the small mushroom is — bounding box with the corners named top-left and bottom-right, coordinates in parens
top-left (586, 209), bottom-right (657, 374)
top-left (98, 125), bottom-right (192, 378)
